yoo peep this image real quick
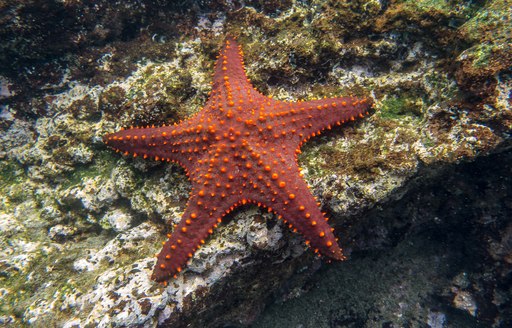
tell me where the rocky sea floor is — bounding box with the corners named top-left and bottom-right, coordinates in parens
top-left (0, 1), bottom-right (511, 327)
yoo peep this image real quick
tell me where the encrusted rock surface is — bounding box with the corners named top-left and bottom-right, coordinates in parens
top-left (0, 0), bottom-right (510, 327)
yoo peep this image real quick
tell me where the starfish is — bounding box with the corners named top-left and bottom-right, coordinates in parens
top-left (104, 37), bottom-right (372, 283)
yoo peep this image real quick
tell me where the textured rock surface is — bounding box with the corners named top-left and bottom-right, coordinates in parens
top-left (253, 150), bottom-right (512, 327)
top-left (0, 0), bottom-right (510, 327)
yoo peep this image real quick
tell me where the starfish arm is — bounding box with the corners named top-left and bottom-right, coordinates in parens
top-left (242, 149), bottom-right (345, 260)
top-left (151, 185), bottom-right (241, 282)
top-left (103, 116), bottom-right (216, 166)
top-left (263, 96), bottom-right (373, 150)
top-left (205, 38), bottom-right (269, 115)
top-left (267, 178), bottom-right (345, 260)
top-left (211, 37), bottom-right (252, 92)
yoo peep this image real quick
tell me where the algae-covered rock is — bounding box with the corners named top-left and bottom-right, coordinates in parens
top-left (0, 0), bottom-right (510, 327)
top-left (455, 0), bottom-right (512, 99)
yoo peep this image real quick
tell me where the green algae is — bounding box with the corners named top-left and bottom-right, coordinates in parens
top-left (0, 236), bottom-right (113, 325)
top-left (398, 0), bottom-right (457, 12)
top-left (58, 151), bottom-right (117, 190)
top-left (458, 0), bottom-right (511, 70)
top-left (465, 43), bottom-right (496, 68)
top-left (454, 0), bottom-right (511, 95)
top-left (373, 0), bottom-right (484, 46)
top-left (3, 183), bottom-right (32, 206)
top-left (378, 96), bottom-right (424, 120)
top-left (0, 161), bottom-right (24, 189)
top-left (391, 0), bottom-right (480, 17)
top-left (0, 161), bottom-right (31, 210)
top-left (460, 0), bottom-right (511, 44)
top-left (424, 71), bottom-right (460, 102)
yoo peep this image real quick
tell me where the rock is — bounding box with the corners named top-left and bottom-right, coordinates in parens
top-left (452, 290), bottom-right (478, 317)
top-left (48, 224), bottom-right (77, 242)
top-left (111, 165), bottom-right (137, 198)
top-left (0, 1), bottom-right (510, 327)
top-left (102, 208), bottom-right (135, 232)
top-left (60, 176), bottom-right (119, 214)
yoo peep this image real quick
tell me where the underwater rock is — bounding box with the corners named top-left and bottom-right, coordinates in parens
top-left (0, 0), bottom-right (510, 327)
top-left (101, 208), bottom-right (135, 232)
top-left (60, 176), bottom-right (119, 215)
top-left (48, 224), bottom-right (77, 242)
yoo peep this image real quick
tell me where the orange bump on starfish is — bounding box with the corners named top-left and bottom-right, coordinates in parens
top-left (104, 36), bottom-right (373, 282)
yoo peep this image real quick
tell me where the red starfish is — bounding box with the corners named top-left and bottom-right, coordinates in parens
top-left (104, 37), bottom-right (372, 283)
